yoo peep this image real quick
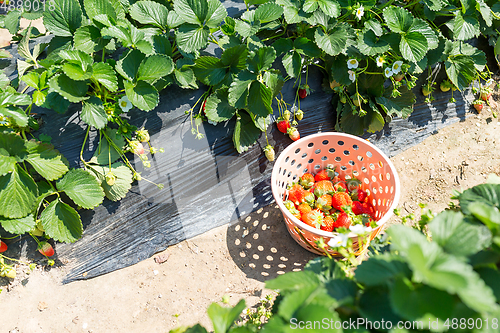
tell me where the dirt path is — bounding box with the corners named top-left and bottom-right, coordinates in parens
top-left (1, 25), bottom-right (500, 333)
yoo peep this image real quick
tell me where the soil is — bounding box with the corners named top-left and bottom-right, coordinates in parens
top-left (1, 24), bottom-right (500, 333)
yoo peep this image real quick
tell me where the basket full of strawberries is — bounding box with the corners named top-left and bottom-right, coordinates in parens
top-left (271, 132), bottom-right (401, 255)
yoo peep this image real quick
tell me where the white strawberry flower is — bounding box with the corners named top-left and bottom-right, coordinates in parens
top-left (348, 70), bottom-right (356, 83)
top-left (392, 61), bottom-right (403, 74)
top-left (328, 233), bottom-right (349, 248)
top-left (347, 59), bottom-right (359, 69)
top-left (485, 79), bottom-right (494, 87)
top-left (118, 96), bottom-right (132, 112)
top-left (376, 55), bottom-right (385, 67)
top-left (355, 5), bottom-right (364, 20)
top-left (349, 224), bottom-right (373, 235)
top-left (384, 67), bottom-right (393, 78)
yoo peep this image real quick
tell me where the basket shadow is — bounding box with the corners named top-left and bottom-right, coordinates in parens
top-left (226, 203), bottom-right (317, 282)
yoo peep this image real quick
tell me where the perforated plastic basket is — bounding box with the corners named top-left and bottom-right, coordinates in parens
top-left (271, 132), bottom-right (401, 255)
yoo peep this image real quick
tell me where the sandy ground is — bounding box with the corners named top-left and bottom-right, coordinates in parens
top-left (1, 22), bottom-right (500, 333)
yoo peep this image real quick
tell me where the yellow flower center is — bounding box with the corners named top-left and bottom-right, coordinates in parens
top-left (121, 101), bottom-right (127, 107)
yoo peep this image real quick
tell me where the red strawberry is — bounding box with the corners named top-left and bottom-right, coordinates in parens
top-left (302, 209), bottom-right (324, 229)
top-left (480, 92), bottom-right (492, 101)
top-left (314, 165), bottom-right (336, 182)
top-left (393, 73), bottom-right (404, 82)
top-left (332, 212), bottom-right (351, 229)
top-left (331, 192), bottom-right (353, 211)
top-left (287, 127), bottom-right (300, 141)
top-left (361, 202), bottom-right (375, 218)
top-left (352, 188), bottom-right (367, 202)
top-left (0, 240), bottom-right (7, 253)
top-left (298, 84), bottom-right (310, 99)
top-left (473, 102), bottom-right (483, 113)
top-left (321, 216), bottom-right (335, 232)
top-left (316, 194), bottom-right (332, 211)
top-left (276, 118), bottom-right (291, 133)
top-left (300, 173), bottom-right (315, 188)
top-left (352, 201), bottom-right (364, 215)
top-left (352, 201), bottom-right (375, 218)
top-left (38, 241), bottom-right (55, 257)
top-left (297, 202), bottom-right (312, 217)
top-left (288, 183), bottom-right (307, 205)
top-left (202, 100), bottom-right (206, 113)
top-left (314, 180), bottom-right (334, 197)
top-left (333, 181), bottom-right (347, 192)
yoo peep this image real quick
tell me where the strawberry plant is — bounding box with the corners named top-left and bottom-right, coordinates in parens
top-left (174, 177), bottom-right (500, 332)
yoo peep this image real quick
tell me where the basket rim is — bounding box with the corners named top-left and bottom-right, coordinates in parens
top-left (271, 132), bottom-right (401, 238)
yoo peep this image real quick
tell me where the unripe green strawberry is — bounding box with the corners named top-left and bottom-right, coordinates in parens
top-left (295, 109), bottom-right (304, 120)
top-left (283, 110), bottom-right (291, 121)
top-left (105, 172), bottom-right (116, 186)
top-left (263, 145), bottom-right (275, 162)
top-left (136, 128), bottom-right (150, 142)
top-left (440, 80), bottom-right (451, 92)
top-left (3, 266), bottom-right (16, 279)
top-left (129, 140), bottom-right (144, 155)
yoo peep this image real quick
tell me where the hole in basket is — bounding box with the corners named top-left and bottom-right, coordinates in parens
top-left (293, 175), bottom-right (297, 181)
top-left (367, 151), bottom-right (373, 158)
top-left (340, 166), bottom-right (347, 171)
top-left (321, 156), bottom-right (327, 161)
top-left (390, 186), bottom-right (394, 194)
top-left (373, 187), bottom-right (377, 194)
top-left (385, 186), bottom-right (389, 193)
top-left (308, 142), bottom-right (314, 148)
top-left (345, 175), bottom-right (351, 179)
top-left (344, 150), bottom-right (350, 156)
top-left (378, 199), bottom-right (381, 206)
top-left (335, 156), bottom-right (341, 162)
top-left (314, 164), bottom-right (321, 169)
top-left (379, 174), bottom-right (384, 181)
top-left (302, 153), bottom-right (308, 159)
top-left (296, 163), bottom-right (302, 169)
top-left (304, 168), bottom-right (308, 173)
top-left (353, 144), bottom-right (359, 150)
top-left (353, 170), bottom-right (359, 176)
top-left (348, 160), bottom-right (354, 166)
top-left (369, 163), bottom-right (375, 170)
top-left (322, 140), bottom-right (329, 145)
top-left (372, 199), bottom-right (376, 206)
top-left (382, 199), bottom-right (386, 207)
top-left (386, 173), bottom-right (391, 180)
top-left (357, 155), bottom-right (364, 162)
top-left (278, 167), bottom-right (282, 174)
top-left (329, 148), bottom-right (335, 153)
top-left (282, 169), bottom-right (287, 176)
top-left (287, 171), bottom-right (292, 178)
top-left (372, 175), bottom-right (377, 182)
top-left (338, 140), bottom-right (344, 146)
top-left (364, 178), bottom-right (369, 184)
top-left (295, 148), bottom-right (301, 154)
top-left (308, 159), bottom-right (314, 164)
top-left (315, 149), bottom-right (321, 154)
top-left (379, 161), bottom-right (384, 168)
top-left (285, 156), bottom-right (289, 162)
top-left (379, 186), bottom-right (383, 194)
top-left (361, 167), bottom-right (367, 173)
top-left (366, 189), bottom-right (370, 196)
top-left (291, 159), bottom-right (296, 166)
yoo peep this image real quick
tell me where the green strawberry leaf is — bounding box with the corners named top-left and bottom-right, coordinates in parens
top-left (101, 25), bottom-right (132, 45)
top-left (92, 62), bottom-right (118, 92)
top-left (314, 25), bottom-right (353, 56)
top-left (318, 0), bottom-right (341, 17)
top-left (254, 2), bottom-right (284, 23)
top-left (247, 46), bottom-right (276, 73)
top-left (0, 106), bottom-right (29, 127)
top-left (124, 80), bottom-right (159, 111)
top-left (60, 50), bottom-right (94, 81)
top-left (115, 49), bottom-right (146, 81)
top-left (129, 0), bottom-right (169, 29)
top-left (43, 0), bottom-right (83, 37)
top-left (74, 25), bottom-right (109, 53)
top-left (84, 0), bottom-right (117, 23)
top-left (56, 169), bottom-right (105, 209)
top-left (0, 132), bottom-right (27, 176)
top-left (273, 39), bottom-right (293, 56)
top-left (21, 72), bottom-right (40, 90)
top-left (422, 0), bottom-right (445, 11)
top-left (152, 34), bottom-right (173, 56)
top-left (375, 84), bottom-right (415, 118)
top-left (228, 70), bottom-right (257, 109)
top-left (445, 55), bottom-right (475, 91)
top-left (356, 254), bottom-right (411, 286)
top-left (0, 165), bottom-right (38, 219)
top-left (0, 90), bottom-right (32, 106)
top-left (234, 19), bottom-right (261, 38)
top-left (459, 183), bottom-right (500, 215)
top-left (221, 45), bottom-right (248, 73)
top-left (174, 0), bottom-right (208, 25)
top-left (193, 56), bottom-right (227, 86)
top-left (382, 6), bottom-right (413, 33)
top-left (282, 51), bottom-right (302, 78)
top-left (137, 54), bottom-right (174, 82)
top-left (176, 24), bottom-right (210, 53)
top-left (0, 214), bottom-right (36, 235)
top-left (451, 12), bottom-right (480, 40)
top-left (233, 111), bottom-right (261, 153)
top-left (4, 10), bottom-right (22, 35)
top-left (174, 67), bottom-right (198, 89)
top-left (294, 37), bottom-right (322, 58)
top-left (205, 0), bottom-right (228, 28)
top-left (207, 299), bottom-right (246, 333)
top-left (40, 198), bottom-right (83, 243)
top-left (357, 29), bottom-right (390, 56)
top-left (205, 88), bottom-right (236, 123)
top-left (263, 70), bottom-right (284, 97)
top-left (48, 74), bottom-right (89, 103)
top-left (43, 91), bottom-right (71, 114)
top-left (90, 128), bottom-right (125, 165)
top-left (81, 96), bottom-right (108, 129)
top-left (400, 31), bottom-right (428, 63)
top-left (88, 162), bottom-right (133, 201)
top-left (25, 140), bottom-right (69, 181)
